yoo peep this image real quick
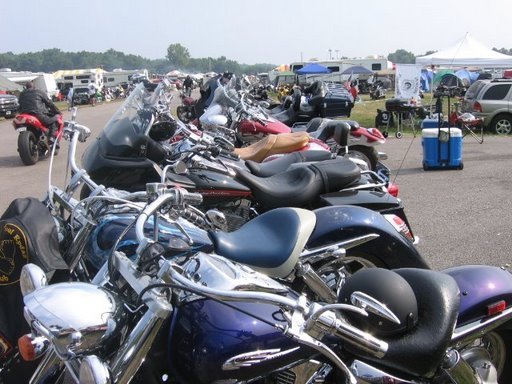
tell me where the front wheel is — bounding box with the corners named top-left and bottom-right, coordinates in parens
top-left (18, 130), bottom-right (39, 165)
top-left (346, 145), bottom-right (378, 171)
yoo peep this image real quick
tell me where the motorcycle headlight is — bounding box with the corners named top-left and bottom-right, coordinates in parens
top-left (20, 264), bottom-right (47, 297)
top-left (23, 282), bottom-right (125, 358)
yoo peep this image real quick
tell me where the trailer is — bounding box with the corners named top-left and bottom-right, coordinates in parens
top-left (103, 69), bottom-right (148, 88)
top-left (53, 68), bottom-right (105, 95)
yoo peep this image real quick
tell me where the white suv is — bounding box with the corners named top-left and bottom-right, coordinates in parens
top-left (462, 79), bottom-right (512, 134)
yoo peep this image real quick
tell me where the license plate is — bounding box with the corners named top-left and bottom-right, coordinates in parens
top-left (15, 127), bottom-right (27, 132)
top-left (5, 111), bottom-right (11, 116)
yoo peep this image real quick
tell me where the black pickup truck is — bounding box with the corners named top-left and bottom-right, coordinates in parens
top-left (0, 93), bottom-right (19, 118)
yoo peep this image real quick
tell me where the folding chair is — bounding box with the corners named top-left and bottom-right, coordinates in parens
top-left (457, 113), bottom-right (484, 144)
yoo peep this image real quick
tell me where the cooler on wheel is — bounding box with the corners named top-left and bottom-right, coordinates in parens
top-left (422, 127), bottom-right (463, 170)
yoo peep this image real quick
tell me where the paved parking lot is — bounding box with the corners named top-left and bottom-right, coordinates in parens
top-left (383, 132), bottom-right (512, 270)
top-left (0, 101), bottom-right (511, 271)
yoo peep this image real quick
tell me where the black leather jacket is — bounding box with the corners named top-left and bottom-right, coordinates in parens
top-left (18, 89), bottom-right (60, 116)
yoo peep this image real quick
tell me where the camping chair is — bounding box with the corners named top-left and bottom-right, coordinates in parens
top-left (450, 102), bottom-right (484, 144)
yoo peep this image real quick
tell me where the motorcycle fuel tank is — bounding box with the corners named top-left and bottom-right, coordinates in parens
top-left (84, 214), bottom-right (213, 270)
top-left (167, 253), bottom-right (314, 383)
top-left (187, 169), bottom-right (251, 201)
top-left (168, 299), bottom-right (311, 383)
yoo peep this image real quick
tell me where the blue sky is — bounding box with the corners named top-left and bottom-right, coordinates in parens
top-left (2, 0), bottom-right (510, 65)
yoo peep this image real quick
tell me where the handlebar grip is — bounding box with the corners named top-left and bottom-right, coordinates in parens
top-left (182, 191), bottom-right (203, 206)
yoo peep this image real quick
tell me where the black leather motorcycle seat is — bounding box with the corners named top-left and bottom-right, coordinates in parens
top-left (236, 158), bottom-right (360, 209)
top-left (308, 120), bottom-right (350, 146)
top-left (245, 150), bottom-right (333, 178)
top-left (208, 207), bottom-right (316, 278)
top-left (348, 268), bottom-right (460, 378)
top-left (343, 120), bottom-right (360, 130)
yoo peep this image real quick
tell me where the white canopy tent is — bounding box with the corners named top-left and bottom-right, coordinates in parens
top-left (416, 33), bottom-right (512, 68)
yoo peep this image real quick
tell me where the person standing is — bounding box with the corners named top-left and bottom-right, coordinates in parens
top-left (183, 75), bottom-right (193, 97)
top-left (66, 85), bottom-right (74, 110)
top-left (88, 83), bottom-right (97, 106)
top-left (18, 81), bottom-right (61, 143)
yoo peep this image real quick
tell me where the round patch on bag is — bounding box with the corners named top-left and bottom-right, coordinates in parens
top-left (0, 223), bottom-right (29, 285)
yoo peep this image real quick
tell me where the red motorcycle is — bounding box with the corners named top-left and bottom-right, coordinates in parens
top-left (12, 113), bottom-right (64, 165)
top-left (176, 92), bottom-right (198, 124)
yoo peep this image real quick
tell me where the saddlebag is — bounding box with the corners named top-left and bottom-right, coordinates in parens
top-left (0, 197), bottom-right (68, 360)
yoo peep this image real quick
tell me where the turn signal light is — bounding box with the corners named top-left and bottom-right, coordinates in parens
top-left (18, 334), bottom-right (49, 361)
top-left (387, 182), bottom-right (399, 197)
top-left (487, 300), bottom-right (506, 316)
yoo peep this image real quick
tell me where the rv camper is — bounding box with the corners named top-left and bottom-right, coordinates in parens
top-left (53, 68), bottom-right (105, 95)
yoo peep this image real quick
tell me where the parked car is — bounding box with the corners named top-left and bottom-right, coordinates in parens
top-left (0, 93), bottom-right (19, 118)
top-left (72, 87), bottom-right (90, 105)
top-left (462, 79), bottom-right (512, 134)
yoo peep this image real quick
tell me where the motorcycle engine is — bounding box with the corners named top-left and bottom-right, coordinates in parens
top-left (214, 198), bottom-right (253, 231)
top-left (268, 361), bottom-right (333, 384)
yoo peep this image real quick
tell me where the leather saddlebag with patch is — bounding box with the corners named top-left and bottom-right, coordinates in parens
top-left (0, 197), bottom-right (68, 361)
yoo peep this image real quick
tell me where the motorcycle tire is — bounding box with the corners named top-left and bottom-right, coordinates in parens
top-left (346, 145), bottom-right (378, 171)
top-left (17, 131), bottom-right (39, 166)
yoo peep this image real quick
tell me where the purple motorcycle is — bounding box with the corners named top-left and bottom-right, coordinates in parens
top-left (17, 186), bottom-right (512, 384)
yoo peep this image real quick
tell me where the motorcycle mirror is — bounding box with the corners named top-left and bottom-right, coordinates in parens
top-left (350, 291), bottom-right (401, 325)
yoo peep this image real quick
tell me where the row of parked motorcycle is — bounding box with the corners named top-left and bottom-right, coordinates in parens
top-left (1, 75), bottom-right (511, 384)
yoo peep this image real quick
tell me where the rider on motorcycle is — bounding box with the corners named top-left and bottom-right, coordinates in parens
top-left (18, 81), bottom-right (61, 144)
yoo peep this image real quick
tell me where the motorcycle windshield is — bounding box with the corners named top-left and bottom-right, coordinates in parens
top-left (100, 80), bottom-right (170, 158)
top-left (210, 75), bottom-right (239, 109)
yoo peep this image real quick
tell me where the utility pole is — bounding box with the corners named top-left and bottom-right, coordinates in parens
top-left (328, 49), bottom-right (332, 60)
top-left (335, 50), bottom-right (340, 59)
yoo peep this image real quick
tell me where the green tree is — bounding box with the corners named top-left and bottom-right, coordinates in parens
top-left (166, 43), bottom-right (190, 68)
top-left (493, 47), bottom-right (512, 55)
top-left (388, 49), bottom-right (416, 64)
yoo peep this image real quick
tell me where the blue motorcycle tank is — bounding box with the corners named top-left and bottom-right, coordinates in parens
top-left (84, 214), bottom-right (213, 270)
top-left (168, 299), bottom-right (313, 383)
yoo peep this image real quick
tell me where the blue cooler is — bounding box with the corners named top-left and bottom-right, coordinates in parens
top-left (422, 128), bottom-right (463, 170)
top-left (420, 118), bottom-right (440, 129)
